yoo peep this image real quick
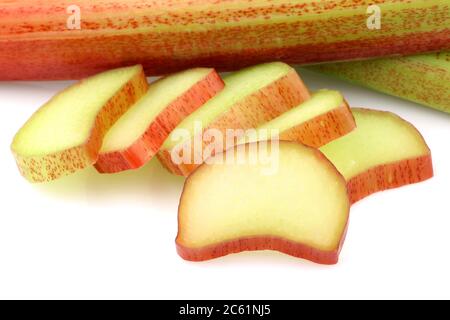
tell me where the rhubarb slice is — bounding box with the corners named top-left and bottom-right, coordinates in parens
top-left (95, 68), bottom-right (224, 173)
top-left (307, 52), bottom-right (450, 114)
top-left (253, 90), bottom-right (355, 148)
top-left (320, 108), bottom-right (433, 204)
top-left (157, 62), bottom-right (310, 176)
top-left (1, 0), bottom-right (449, 80)
top-left (177, 141), bottom-right (350, 265)
top-left (11, 65), bottom-right (148, 182)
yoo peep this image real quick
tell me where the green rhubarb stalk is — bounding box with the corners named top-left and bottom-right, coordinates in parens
top-left (307, 52), bottom-right (450, 114)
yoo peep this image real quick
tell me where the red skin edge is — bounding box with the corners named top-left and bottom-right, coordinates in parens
top-left (348, 154), bottom-right (434, 205)
top-left (86, 69), bottom-right (149, 161)
top-left (94, 70), bottom-right (225, 173)
top-left (176, 231), bottom-right (348, 265)
top-left (175, 144), bottom-right (350, 265)
top-left (347, 107), bottom-right (434, 204)
top-left (280, 101), bottom-right (356, 148)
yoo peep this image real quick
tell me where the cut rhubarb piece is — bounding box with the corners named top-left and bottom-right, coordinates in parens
top-left (11, 65), bottom-right (148, 182)
top-left (94, 68), bottom-right (224, 173)
top-left (177, 141), bottom-right (350, 265)
top-left (253, 90), bottom-right (355, 148)
top-left (1, 0), bottom-right (449, 80)
top-left (307, 52), bottom-right (450, 114)
top-left (320, 108), bottom-right (433, 204)
top-left (157, 62), bottom-right (311, 176)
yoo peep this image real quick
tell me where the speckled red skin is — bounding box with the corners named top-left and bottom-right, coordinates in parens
top-left (157, 69), bottom-right (311, 176)
top-left (94, 69), bottom-right (224, 173)
top-left (280, 101), bottom-right (356, 148)
top-left (177, 216), bottom-right (349, 264)
top-left (1, 0), bottom-right (449, 80)
top-left (308, 52), bottom-right (450, 114)
top-left (347, 155), bottom-right (433, 205)
top-left (176, 233), bottom-right (346, 265)
top-left (12, 66), bottom-right (149, 183)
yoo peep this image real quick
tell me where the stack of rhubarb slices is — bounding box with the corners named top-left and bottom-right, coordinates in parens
top-left (11, 62), bottom-right (434, 265)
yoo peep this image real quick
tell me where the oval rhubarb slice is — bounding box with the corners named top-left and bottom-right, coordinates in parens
top-left (11, 65), bottom-right (148, 182)
top-left (95, 68), bottom-right (224, 173)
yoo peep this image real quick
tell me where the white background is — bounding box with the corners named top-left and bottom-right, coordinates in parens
top-left (0, 67), bottom-right (449, 300)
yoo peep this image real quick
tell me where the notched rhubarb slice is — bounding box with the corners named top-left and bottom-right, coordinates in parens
top-left (95, 68), bottom-right (224, 173)
top-left (177, 141), bottom-right (350, 265)
top-left (157, 62), bottom-right (311, 176)
top-left (320, 108), bottom-right (433, 204)
top-left (254, 89), bottom-right (355, 148)
top-left (11, 65), bottom-right (148, 182)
